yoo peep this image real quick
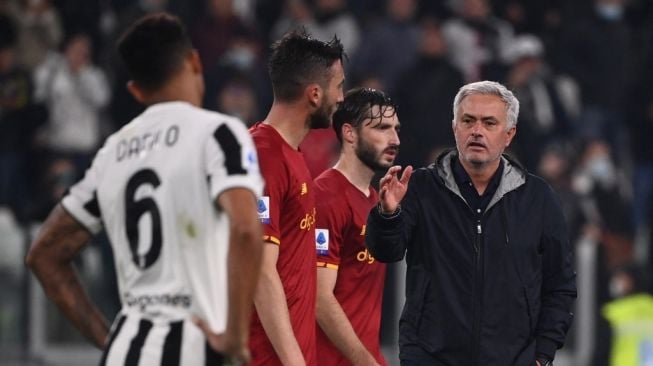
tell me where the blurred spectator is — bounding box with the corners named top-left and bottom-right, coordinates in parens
top-left (560, 0), bottom-right (632, 155)
top-left (253, 0), bottom-right (284, 43)
top-left (190, 0), bottom-right (259, 71)
top-left (34, 32), bottom-right (109, 178)
top-left (3, 0), bottom-right (63, 71)
top-left (53, 0), bottom-right (103, 56)
top-left (273, 0), bottom-right (360, 56)
top-left (202, 28), bottom-right (271, 124)
top-left (212, 72), bottom-right (260, 125)
top-left (0, 14), bottom-right (40, 221)
top-left (572, 139), bottom-right (634, 270)
top-left (593, 263), bottom-right (653, 366)
top-left (505, 34), bottom-right (579, 171)
top-left (271, 0), bottom-right (311, 41)
top-left (538, 142), bottom-right (591, 246)
top-left (310, 0), bottom-right (361, 53)
top-left (394, 16), bottom-right (463, 166)
top-left (350, 0), bottom-right (419, 93)
top-left (442, 0), bottom-right (514, 82)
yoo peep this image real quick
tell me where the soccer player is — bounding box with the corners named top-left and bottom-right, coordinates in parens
top-left (26, 13), bottom-right (263, 365)
top-left (248, 31), bottom-right (345, 365)
top-left (314, 88), bottom-right (400, 366)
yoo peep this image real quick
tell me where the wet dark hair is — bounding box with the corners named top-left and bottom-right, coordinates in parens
top-left (332, 88), bottom-right (397, 143)
top-left (268, 29), bottom-right (344, 102)
top-left (117, 13), bottom-right (193, 92)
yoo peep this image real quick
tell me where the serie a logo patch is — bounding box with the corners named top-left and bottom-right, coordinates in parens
top-left (315, 228), bottom-right (329, 256)
top-left (257, 196), bottom-right (270, 224)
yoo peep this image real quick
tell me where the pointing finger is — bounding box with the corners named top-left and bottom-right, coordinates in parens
top-left (400, 166), bottom-right (413, 185)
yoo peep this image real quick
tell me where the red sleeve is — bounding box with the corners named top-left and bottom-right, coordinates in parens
top-left (256, 144), bottom-right (287, 245)
top-left (314, 182), bottom-right (348, 269)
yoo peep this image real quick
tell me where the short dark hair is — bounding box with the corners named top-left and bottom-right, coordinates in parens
top-left (117, 13), bottom-right (192, 92)
top-left (268, 30), bottom-right (344, 102)
top-left (332, 88), bottom-right (397, 143)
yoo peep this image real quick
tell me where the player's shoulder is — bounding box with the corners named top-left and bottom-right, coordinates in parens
top-left (249, 123), bottom-right (285, 155)
top-left (314, 169), bottom-right (349, 197)
top-left (186, 106), bottom-right (248, 133)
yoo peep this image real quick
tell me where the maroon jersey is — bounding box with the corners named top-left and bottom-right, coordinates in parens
top-left (314, 169), bottom-right (387, 366)
top-left (249, 123), bottom-right (317, 365)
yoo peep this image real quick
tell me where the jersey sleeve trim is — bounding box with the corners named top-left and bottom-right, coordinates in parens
top-left (262, 235), bottom-right (281, 245)
top-left (211, 179), bottom-right (264, 202)
top-left (317, 261), bottom-right (339, 270)
top-left (60, 196), bottom-right (102, 234)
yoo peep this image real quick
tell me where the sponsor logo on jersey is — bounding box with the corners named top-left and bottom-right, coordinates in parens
top-left (257, 196), bottom-right (270, 224)
top-left (360, 225), bottom-right (366, 236)
top-left (300, 207), bottom-right (316, 230)
top-left (300, 182), bottom-right (308, 196)
top-left (315, 228), bottom-right (329, 256)
top-left (356, 249), bottom-right (376, 264)
top-left (124, 292), bottom-right (191, 311)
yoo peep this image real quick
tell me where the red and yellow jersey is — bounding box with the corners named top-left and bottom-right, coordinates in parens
top-left (248, 122), bottom-right (317, 365)
top-left (314, 169), bottom-right (387, 366)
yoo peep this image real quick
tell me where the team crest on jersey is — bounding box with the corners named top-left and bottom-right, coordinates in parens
top-left (257, 196), bottom-right (270, 224)
top-left (315, 228), bottom-right (329, 256)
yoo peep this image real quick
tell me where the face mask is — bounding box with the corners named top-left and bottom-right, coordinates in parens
top-left (587, 155), bottom-right (615, 185)
top-left (223, 48), bottom-right (256, 70)
top-left (596, 3), bottom-right (624, 21)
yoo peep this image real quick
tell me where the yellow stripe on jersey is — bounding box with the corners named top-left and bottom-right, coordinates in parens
top-left (262, 235), bottom-right (281, 245)
top-left (316, 261), bottom-right (339, 270)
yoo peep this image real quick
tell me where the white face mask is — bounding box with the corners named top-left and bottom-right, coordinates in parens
top-left (587, 155), bottom-right (615, 186)
top-left (223, 48), bottom-right (256, 70)
top-left (596, 3), bottom-right (624, 21)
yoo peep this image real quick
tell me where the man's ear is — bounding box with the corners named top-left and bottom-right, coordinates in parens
top-left (505, 126), bottom-right (517, 147)
top-left (306, 83), bottom-right (322, 108)
top-left (342, 123), bottom-right (356, 144)
top-left (126, 80), bottom-right (146, 104)
top-left (189, 49), bottom-right (203, 75)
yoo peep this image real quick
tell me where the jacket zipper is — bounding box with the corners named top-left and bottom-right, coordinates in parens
top-left (472, 220), bottom-right (482, 365)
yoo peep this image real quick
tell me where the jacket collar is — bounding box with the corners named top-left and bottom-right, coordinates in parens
top-left (430, 149), bottom-right (527, 210)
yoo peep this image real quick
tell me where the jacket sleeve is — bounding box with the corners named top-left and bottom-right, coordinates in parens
top-left (365, 173), bottom-right (419, 262)
top-left (535, 185), bottom-right (577, 361)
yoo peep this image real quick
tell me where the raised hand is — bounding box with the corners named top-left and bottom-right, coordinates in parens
top-left (378, 165), bottom-right (413, 214)
top-left (193, 316), bottom-right (251, 365)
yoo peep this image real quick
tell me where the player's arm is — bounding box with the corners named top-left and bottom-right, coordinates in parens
top-left (25, 204), bottom-right (109, 349)
top-left (198, 187), bottom-right (263, 364)
top-left (254, 243), bottom-right (306, 365)
top-left (316, 268), bottom-right (380, 366)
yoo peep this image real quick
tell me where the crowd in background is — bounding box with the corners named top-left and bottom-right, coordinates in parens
top-left (1, 0), bottom-right (653, 363)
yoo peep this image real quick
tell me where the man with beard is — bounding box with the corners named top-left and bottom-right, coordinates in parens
top-left (366, 81), bottom-right (576, 366)
top-left (314, 88), bottom-right (399, 366)
top-left (248, 30), bottom-right (344, 366)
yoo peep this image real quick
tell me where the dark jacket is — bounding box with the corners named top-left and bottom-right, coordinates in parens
top-left (366, 150), bottom-right (577, 365)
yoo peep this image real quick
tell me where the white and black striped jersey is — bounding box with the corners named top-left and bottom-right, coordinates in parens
top-left (61, 101), bottom-right (263, 365)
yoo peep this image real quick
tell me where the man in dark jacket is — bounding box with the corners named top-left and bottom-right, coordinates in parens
top-left (366, 81), bottom-right (576, 366)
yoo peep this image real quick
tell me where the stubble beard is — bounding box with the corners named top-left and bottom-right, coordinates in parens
top-left (356, 139), bottom-right (395, 172)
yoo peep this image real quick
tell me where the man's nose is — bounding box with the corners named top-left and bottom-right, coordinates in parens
top-left (471, 122), bottom-right (483, 135)
top-left (390, 129), bottom-right (400, 145)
